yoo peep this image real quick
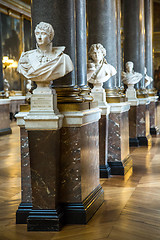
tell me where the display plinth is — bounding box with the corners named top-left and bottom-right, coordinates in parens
top-left (108, 102), bottom-right (133, 177)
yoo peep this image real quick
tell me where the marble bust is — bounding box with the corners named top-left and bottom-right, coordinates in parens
top-left (144, 67), bottom-right (153, 88)
top-left (87, 43), bottom-right (117, 88)
top-left (122, 61), bottom-right (143, 100)
top-left (121, 61), bottom-right (143, 86)
top-left (17, 22), bottom-right (74, 83)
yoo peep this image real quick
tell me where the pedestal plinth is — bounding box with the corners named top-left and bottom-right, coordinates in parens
top-left (137, 98), bottom-right (152, 146)
top-left (0, 99), bottom-right (12, 135)
top-left (90, 88), bottom-right (111, 178)
top-left (128, 100), bottom-right (140, 147)
top-left (25, 86), bottom-right (64, 231)
top-left (108, 102), bottom-right (132, 177)
top-left (99, 106), bottom-right (111, 178)
top-left (15, 111), bottom-right (32, 224)
top-left (60, 108), bottom-right (104, 224)
top-left (149, 96), bottom-right (159, 135)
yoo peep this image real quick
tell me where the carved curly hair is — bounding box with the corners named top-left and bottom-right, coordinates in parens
top-left (88, 43), bottom-right (106, 59)
top-left (35, 22), bottom-right (54, 41)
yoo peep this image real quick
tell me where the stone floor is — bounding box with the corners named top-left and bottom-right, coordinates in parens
top-left (0, 122), bottom-right (160, 239)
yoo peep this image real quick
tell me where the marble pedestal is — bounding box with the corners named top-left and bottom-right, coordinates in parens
top-left (99, 105), bottom-right (111, 178)
top-left (149, 96), bottom-right (159, 135)
top-left (108, 103), bottom-right (132, 177)
top-left (137, 98), bottom-right (152, 146)
top-left (60, 108), bottom-right (104, 224)
top-left (0, 99), bottom-right (12, 135)
top-left (15, 111), bottom-right (32, 224)
top-left (90, 88), bottom-right (111, 178)
top-left (128, 100), bottom-right (140, 147)
top-left (25, 88), bottom-right (64, 231)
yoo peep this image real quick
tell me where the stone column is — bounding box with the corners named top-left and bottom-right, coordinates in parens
top-left (116, 0), bottom-right (122, 89)
top-left (0, 13), bottom-right (4, 91)
top-left (87, 0), bottom-right (121, 101)
top-left (145, 0), bottom-right (159, 134)
top-left (75, 0), bottom-right (91, 101)
top-left (87, 0), bottom-right (132, 177)
top-left (123, 0), bottom-right (152, 146)
top-left (15, 106), bottom-right (32, 224)
top-left (123, 0), bottom-right (145, 91)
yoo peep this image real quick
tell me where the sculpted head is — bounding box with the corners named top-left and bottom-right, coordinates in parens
top-left (35, 22), bottom-right (54, 46)
top-left (126, 61), bottom-right (134, 73)
top-left (89, 43), bottom-right (106, 63)
top-left (144, 67), bottom-right (147, 75)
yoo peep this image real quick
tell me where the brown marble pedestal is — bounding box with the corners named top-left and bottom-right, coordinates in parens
top-left (137, 98), bottom-right (152, 146)
top-left (60, 108), bottom-right (104, 224)
top-left (15, 111), bottom-right (32, 224)
top-left (108, 103), bottom-right (133, 177)
top-left (27, 130), bottom-right (63, 231)
top-left (99, 106), bottom-right (111, 178)
top-left (129, 101), bottom-right (140, 147)
top-left (149, 96), bottom-right (159, 135)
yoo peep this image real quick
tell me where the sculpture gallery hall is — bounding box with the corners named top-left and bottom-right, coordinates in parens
top-left (0, 0), bottom-right (160, 239)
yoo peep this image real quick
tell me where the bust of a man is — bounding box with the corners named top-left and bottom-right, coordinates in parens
top-left (87, 43), bottom-right (116, 85)
top-left (122, 61), bottom-right (142, 86)
top-left (144, 67), bottom-right (153, 88)
top-left (17, 22), bottom-right (74, 83)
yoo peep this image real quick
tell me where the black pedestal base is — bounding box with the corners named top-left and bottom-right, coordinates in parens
top-left (100, 165), bottom-right (111, 178)
top-left (27, 207), bottom-right (64, 231)
top-left (138, 135), bottom-right (152, 146)
top-left (0, 127), bottom-right (12, 136)
top-left (129, 138), bottom-right (139, 147)
top-left (63, 184), bottom-right (104, 224)
top-left (150, 127), bottom-right (159, 135)
top-left (109, 156), bottom-right (133, 176)
top-left (16, 203), bottom-right (32, 224)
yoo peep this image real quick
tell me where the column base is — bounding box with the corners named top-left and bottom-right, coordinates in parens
top-left (16, 203), bottom-right (32, 224)
top-left (0, 127), bottom-right (12, 136)
top-left (138, 135), bottom-right (152, 146)
top-left (129, 138), bottom-right (139, 147)
top-left (63, 185), bottom-right (104, 224)
top-left (150, 127), bottom-right (159, 135)
top-left (109, 156), bottom-right (133, 176)
top-left (27, 207), bottom-right (64, 231)
top-left (100, 165), bottom-right (111, 178)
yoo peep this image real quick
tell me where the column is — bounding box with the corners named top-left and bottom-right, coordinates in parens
top-left (123, 0), bottom-right (152, 146)
top-left (87, 0), bottom-right (121, 102)
top-left (0, 13), bottom-right (4, 91)
top-left (124, 0), bottom-right (145, 91)
top-left (75, 0), bottom-right (91, 101)
top-left (145, 0), bottom-right (159, 134)
top-left (87, 0), bottom-right (132, 177)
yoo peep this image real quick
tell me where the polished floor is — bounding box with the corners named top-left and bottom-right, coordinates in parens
top-left (0, 123), bottom-right (160, 240)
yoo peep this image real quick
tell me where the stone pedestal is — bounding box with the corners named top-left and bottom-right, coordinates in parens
top-left (0, 99), bottom-right (12, 135)
top-left (149, 96), bottom-right (159, 135)
top-left (60, 108), bottom-right (104, 224)
top-left (25, 86), bottom-right (64, 231)
top-left (99, 105), bottom-right (111, 178)
top-left (128, 100), bottom-right (140, 147)
top-left (15, 111), bottom-right (32, 224)
top-left (108, 102), bottom-right (132, 177)
top-left (137, 98), bottom-right (152, 146)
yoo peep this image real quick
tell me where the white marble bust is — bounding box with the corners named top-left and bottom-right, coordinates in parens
top-left (121, 61), bottom-right (143, 86)
top-left (87, 43), bottom-right (117, 87)
top-left (144, 67), bottom-right (153, 88)
top-left (17, 22), bottom-right (74, 83)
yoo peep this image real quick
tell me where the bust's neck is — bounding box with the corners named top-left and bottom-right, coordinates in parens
top-left (37, 42), bottom-right (52, 54)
